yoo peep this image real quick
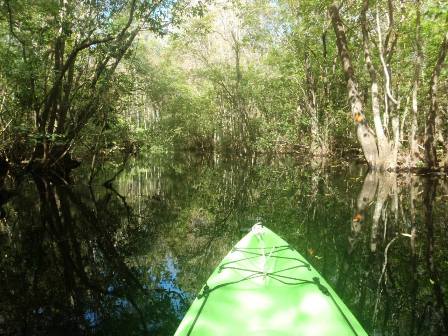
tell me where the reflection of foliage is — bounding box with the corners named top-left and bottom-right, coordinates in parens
top-left (1, 156), bottom-right (447, 335)
top-left (118, 154), bottom-right (448, 335)
top-left (0, 176), bottom-right (186, 335)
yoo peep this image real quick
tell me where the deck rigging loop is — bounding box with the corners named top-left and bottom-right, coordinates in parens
top-left (186, 284), bottom-right (210, 336)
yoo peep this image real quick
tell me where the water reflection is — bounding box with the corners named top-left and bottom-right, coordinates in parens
top-left (348, 171), bottom-right (448, 335)
top-left (0, 174), bottom-right (187, 335)
top-left (0, 155), bottom-right (447, 335)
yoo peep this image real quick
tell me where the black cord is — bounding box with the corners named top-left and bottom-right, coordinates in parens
top-left (186, 284), bottom-right (210, 336)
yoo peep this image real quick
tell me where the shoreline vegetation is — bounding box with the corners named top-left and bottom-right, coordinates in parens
top-left (1, 0), bottom-right (448, 180)
top-left (1, 2), bottom-right (448, 334)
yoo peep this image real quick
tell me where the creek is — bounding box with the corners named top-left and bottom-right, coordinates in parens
top-left (1, 153), bottom-right (447, 335)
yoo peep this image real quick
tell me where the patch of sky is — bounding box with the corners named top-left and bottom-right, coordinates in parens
top-left (157, 254), bottom-right (192, 317)
top-left (115, 297), bottom-right (130, 308)
top-left (84, 310), bottom-right (100, 327)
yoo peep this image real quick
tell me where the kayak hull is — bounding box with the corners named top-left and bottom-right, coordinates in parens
top-left (175, 225), bottom-right (368, 336)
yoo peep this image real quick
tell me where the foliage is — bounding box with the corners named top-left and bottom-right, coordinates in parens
top-left (113, 0), bottom-right (448, 167)
top-left (0, 0), bottom-right (198, 169)
top-left (2, 0), bottom-right (447, 167)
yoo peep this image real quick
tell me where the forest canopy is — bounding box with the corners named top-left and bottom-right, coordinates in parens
top-left (1, 0), bottom-right (448, 173)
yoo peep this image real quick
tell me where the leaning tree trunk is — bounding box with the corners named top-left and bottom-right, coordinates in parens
top-left (424, 32), bottom-right (448, 169)
top-left (329, 3), bottom-right (379, 168)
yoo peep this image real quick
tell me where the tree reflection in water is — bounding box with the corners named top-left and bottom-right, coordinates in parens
top-left (349, 171), bottom-right (448, 335)
top-left (0, 174), bottom-right (187, 335)
top-left (0, 155), bottom-right (447, 335)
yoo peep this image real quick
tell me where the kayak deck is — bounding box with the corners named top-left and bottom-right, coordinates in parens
top-left (175, 225), bottom-right (368, 335)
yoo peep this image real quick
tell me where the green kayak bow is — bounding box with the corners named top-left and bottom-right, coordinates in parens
top-left (175, 224), bottom-right (368, 336)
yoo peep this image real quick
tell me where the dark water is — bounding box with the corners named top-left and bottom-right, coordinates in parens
top-left (1, 154), bottom-right (447, 335)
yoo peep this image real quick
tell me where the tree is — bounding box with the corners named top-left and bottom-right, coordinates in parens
top-left (329, 2), bottom-right (380, 169)
top-left (329, 0), bottom-right (448, 171)
top-left (0, 0), bottom-right (187, 171)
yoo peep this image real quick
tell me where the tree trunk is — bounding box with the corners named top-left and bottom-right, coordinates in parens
top-left (424, 32), bottom-right (448, 168)
top-left (409, 0), bottom-right (422, 167)
top-left (304, 52), bottom-right (320, 155)
top-left (320, 31), bottom-right (331, 156)
top-left (329, 3), bottom-right (379, 168)
top-left (360, 0), bottom-right (393, 170)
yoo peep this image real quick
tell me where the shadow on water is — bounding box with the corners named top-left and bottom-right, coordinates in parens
top-left (0, 154), bottom-right (447, 335)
